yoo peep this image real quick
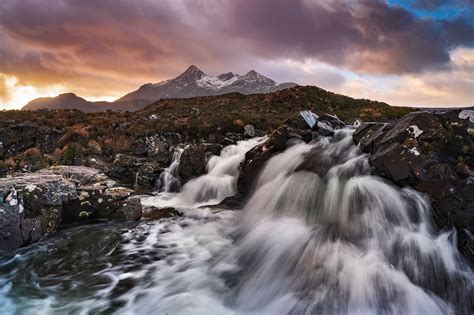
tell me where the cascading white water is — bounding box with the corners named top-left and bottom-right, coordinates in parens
top-left (144, 137), bottom-right (265, 208)
top-left (226, 129), bottom-right (473, 314)
top-left (156, 148), bottom-right (184, 192)
top-left (1, 131), bottom-right (472, 315)
top-left (140, 129), bottom-right (472, 314)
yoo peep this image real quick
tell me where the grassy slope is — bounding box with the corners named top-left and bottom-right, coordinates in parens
top-left (0, 86), bottom-right (414, 168)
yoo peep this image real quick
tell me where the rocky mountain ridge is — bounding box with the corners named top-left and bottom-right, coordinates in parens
top-left (22, 65), bottom-right (297, 112)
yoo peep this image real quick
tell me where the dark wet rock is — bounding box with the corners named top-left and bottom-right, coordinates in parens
top-left (284, 111), bottom-right (318, 130)
top-left (136, 162), bottom-right (163, 189)
top-left (142, 206), bottom-right (180, 220)
top-left (353, 110), bottom-right (470, 186)
top-left (0, 166), bottom-right (143, 253)
top-left (239, 127), bottom-right (310, 198)
top-left (319, 113), bottom-right (346, 129)
top-left (178, 143), bottom-right (222, 183)
top-left (353, 109), bottom-right (474, 262)
top-left (132, 135), bottom-right (171, 163)
top-left (0, 174), bottom-right (76, 253)
top-left (0, 189), bottom-right (23, 253)
top-left (61, 184), bottom-right (140, 223)
top-left (314, 121), bottom-right (334, 137)
top-left (219, 132), bottom-right (245, 146)
top-left (238, 111), bottom-right (332, 199)
top-left (111, 196), bottom-right (143, 221)
top-left (213, 194), bottom-right (245, 210)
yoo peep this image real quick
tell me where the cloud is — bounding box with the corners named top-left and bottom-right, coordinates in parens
top-left (442, 17), bottom-right (474, 47)
top-left (338, 47), bottom-right (474, 107)
top-left (0, 75), bottom-right (10, 104)
top-left (0, 0), bottom-right (472, 108)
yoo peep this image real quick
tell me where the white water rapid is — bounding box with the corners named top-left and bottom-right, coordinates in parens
top-left (0, 131), bottom-right (472, 315)
top-left (156, 148), bottom-right (184, 192)
top-left (144, 137), bottom-right (264, 208)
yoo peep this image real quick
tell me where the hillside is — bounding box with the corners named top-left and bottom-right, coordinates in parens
top-left (21, 65), bottom-right (297, 112)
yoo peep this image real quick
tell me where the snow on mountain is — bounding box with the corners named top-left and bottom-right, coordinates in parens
top-left (116, 65), bottom-right (297, 103)
top-left (22, 65), bottom-right (297, 112)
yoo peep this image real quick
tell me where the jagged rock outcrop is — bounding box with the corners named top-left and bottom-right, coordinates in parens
top-left (0, 166), bottom-right (143, 254)
top-left (353, 108), bottom-right (474, 262)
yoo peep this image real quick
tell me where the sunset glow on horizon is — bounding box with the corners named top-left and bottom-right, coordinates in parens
top-left (1, 0), bottom-right (472, 109)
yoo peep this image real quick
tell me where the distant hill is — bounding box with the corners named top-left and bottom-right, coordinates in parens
top-left (22, 65), bottom-right (297, 112)
top-left (22, 93), bottom-right (149, 112)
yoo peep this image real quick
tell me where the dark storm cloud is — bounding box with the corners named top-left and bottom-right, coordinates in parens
top-left (0, 0), bottom-right (473, 98)
top-left (222, 0), bottom-right (472, 73)
top-left (442, 17), bottom-right (474, 47)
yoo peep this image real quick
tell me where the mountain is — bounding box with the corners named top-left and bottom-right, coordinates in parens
top-left (117, 65), bottom-right (296, 103)
top-left (22, 66), bottom-right (297, 112)
top-left (22, 93), bottom-right (149, 112)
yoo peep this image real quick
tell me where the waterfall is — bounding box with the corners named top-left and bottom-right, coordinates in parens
top-left (1, 131), bottom-right (472, 315)
top-left (144, 137), bottom-right (265, 208)
top-left (222, 129), bottom-right (473, 314)
top-left (156, 148), bottom-right (184, 192)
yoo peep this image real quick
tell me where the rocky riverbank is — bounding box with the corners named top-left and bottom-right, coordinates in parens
top-left (1, 108), bottom-right (473, 264)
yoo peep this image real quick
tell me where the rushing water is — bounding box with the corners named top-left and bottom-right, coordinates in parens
top-left (0, 131), bottom-right (472, 315)
top-left (156, 148), bottom-right (184, 193)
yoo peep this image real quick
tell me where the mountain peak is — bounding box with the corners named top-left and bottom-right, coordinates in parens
top-left (179, 65), bottom-right (205, 79)
top-left (246, 70), bottom-right (259, 76)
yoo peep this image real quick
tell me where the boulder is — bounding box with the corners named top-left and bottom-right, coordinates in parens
top-left (178, 143), bottom-right (222, 183)
top-left (318, 113), bottom-right (346, 129)
top-left (77, 156), bottom-right (130, 183)
top-left (133, 135), bottom-right (171, 163)
top-left (0, 189), bottom-right (24, 253)
top-left (111, 196), bottom-right (143, 221)
top-left (0, 174), bottom-right (76, 253)
top-left (0, 166), bottom-right (143, 253)
top-left (353, 109), bottom-right (474, 262)
top-left (244, 124), bottom-right (256, 137)
top-left (238, 111), bottom-right (325, 200)
top-left (58, 172), bottom-right (142, 223)
top-left (136, 162), bottom-right (163, 189)
top-left (239, 110), bottom-right (345, 200)
top-left (142, 206), bottom-right (181, 220)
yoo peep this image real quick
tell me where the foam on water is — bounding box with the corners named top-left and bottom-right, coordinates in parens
top-left (0, 131), bottom-right (472, 314)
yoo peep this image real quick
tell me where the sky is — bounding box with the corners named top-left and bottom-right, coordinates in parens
top-left (0, 0), bottom-right (473, 109)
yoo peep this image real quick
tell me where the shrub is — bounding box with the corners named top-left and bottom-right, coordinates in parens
top-left (59, 144), bottom-right (77, 165)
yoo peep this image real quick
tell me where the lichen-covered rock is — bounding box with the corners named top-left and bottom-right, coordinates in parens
top-left (0, 189), bottom-right (23, 253)
top-left (39, 165), bottom-right (112, 186)
top-left (178, 143), bottom-right (222, 184)
top-left (61, 184), bottom-right (140, 223)
top-left (0, 174), bottom-right (76, 254)
top-left (353, 109), bottom-right (474, 262)
top-left (0, 166), bottom-right (142, 253)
